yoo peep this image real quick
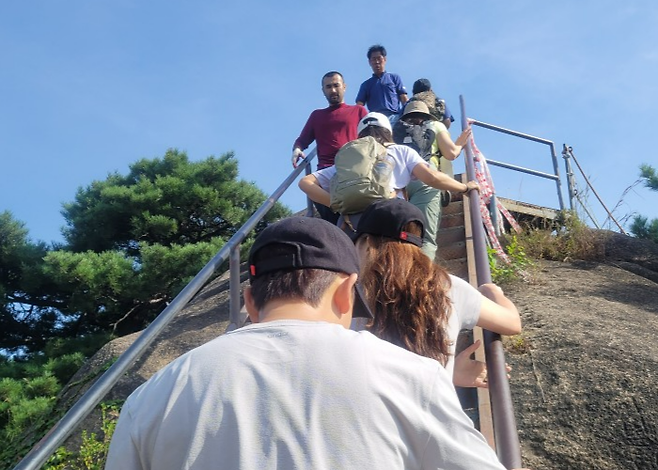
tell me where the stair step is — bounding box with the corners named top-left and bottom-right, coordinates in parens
top-left (437, 242), bottom-right (467, 261)
top-left (437, 226), bottom-right (465, 246)
top-left (437, 257), bottom-right (468, 278)
top-left (442, 200), bottom-right (464, 216)
top-left (440, 215), bottom-right (465, 229)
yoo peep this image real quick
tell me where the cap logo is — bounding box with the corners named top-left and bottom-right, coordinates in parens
top-left (250, 265), bottom-right (256, 276)
top-left (400, 232), bottom-right (408, 241)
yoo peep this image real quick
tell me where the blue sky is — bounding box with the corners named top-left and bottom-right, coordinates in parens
top-left (2, 1), bottom-right (657, 244)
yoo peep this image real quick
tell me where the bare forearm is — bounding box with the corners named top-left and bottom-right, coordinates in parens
top-left (437, 127), bottom-right (471, 161)
top-left (299, 176), bottom-right (331, 207)
top-left (478, 284), bottom-right (522, 335)
top-left (415, 165), bottom-right (469, 192)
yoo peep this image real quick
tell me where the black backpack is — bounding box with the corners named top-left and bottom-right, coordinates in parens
top-left (392, 120), bottom-right (437, 161)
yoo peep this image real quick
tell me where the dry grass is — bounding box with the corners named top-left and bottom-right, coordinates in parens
top-left (512, 212), bottom-right (608, 263)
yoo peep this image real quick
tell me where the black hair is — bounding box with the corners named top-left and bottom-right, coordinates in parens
top-left (367, 44), bottom-right (387, 59)
top-left (358, 125), bottom-right (393, 145)
top-left (249, 243), bottom-right (339, 310)
top-left (322, 71), bottom-right (344, 85)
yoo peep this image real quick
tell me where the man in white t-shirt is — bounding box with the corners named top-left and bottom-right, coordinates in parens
top-left (105, 216), bottom-right (513, 470)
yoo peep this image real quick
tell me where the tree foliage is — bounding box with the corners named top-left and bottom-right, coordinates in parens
top-left (62, 149), bottom-right (282, 253)
top-left (639, 163), bottom-right (658, 191)
top-left (0, 212), bottom-right (61, 353)
top-left (630, 215), bottom-right (658, 243)
top-left (1, 149), bottom-right (291, 353)
top-left (631, 163), bottom-right (658, 243)
top-left (630, 164), bottom-right (658, 243)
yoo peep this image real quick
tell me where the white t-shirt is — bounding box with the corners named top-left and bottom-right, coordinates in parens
top-left (106, 320), bottom-right (505, 470)
top-left (351, 274), bottom-right (482, 376)
top-left (445, 274), bottom-right (483, 376)
top-left (312, 144), bottom-right (428, 198)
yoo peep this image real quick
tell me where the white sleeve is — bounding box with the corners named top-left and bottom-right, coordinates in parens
top-left (311, 166), bottom-right (336, 191)
top-left (448, 275), bottom-right (482, 330)
top-left (421, 370), bottom-right (506, 469)
top-left (105, 402), bottom-right (144, 470)
top-left (387, 145), bottom-right (427, 185)
top-left (402, 145), bottom-right (428, 172)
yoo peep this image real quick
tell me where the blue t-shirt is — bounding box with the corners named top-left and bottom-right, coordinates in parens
top-left (356, 72), bottom-right (408, 117)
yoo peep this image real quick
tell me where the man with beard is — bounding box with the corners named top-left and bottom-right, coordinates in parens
top-left (292, 71), bottom-right (367, 223)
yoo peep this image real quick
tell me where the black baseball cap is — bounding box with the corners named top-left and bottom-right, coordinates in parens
top-left (248, 217), bottom-right (373, 318)
top-left (412, 78), bottom-right (432, 95)
top-left (354, 199), bottom-right (426, 247)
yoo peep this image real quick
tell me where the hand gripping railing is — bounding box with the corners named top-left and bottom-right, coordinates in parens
top-left (12, 149), bottom-right (317, 470)
top-left (461, 96), bottom-right (522, 469)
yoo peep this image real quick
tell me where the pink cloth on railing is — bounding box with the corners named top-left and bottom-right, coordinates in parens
top-left (466, 123), bottom-right (522, 264)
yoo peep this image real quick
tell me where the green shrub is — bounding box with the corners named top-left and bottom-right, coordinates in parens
top-left (43, 334), bottom-right (111, 360)
top-left (22, 362), bottom-right (49, 379)
top-left (44, 402), bottom-right (121, 470)
top-left (0, 377), bottom-right (23, 401)
top-left (488, 235), bottom-right (534, 284)
top-left (44, 352), bottom-right (86, 385)
top-left (0, 378), bottom-right (24, 428)
top-left (4, 396), bottom-right (53, 440)
top-left (504, 333), bottom-right (532, 354)
top-left (24, 373), bottom-right (60, 399)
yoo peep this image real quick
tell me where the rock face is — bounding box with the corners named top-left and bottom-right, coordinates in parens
top-left (505, 260), bottom-right (658, 470)
top-left (58, 233), bottom-right (658, 470)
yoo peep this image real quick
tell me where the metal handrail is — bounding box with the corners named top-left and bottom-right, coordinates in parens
top-left (562, 145), bottom-right (626, 234)
top-left (461, 96), bottom-right (522, 469)
top-left (469, 118), bottom-right (566, 212)
top-left (13, 149), bottom-right (317, 470)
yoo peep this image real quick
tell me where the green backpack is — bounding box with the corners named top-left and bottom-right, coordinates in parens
top-left (330, 136), bottom-right (395, 215)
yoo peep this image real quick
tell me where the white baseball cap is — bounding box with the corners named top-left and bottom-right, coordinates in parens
top-left (357, 112), bottom-right (392, 135)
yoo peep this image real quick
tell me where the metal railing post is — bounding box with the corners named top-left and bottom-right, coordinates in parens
top-left (548, 142), bottom-right (566, 212)
top-left (305, 162), bottom-right (315, 217)
top-left (228, 245), bottom-right (242, 328)
top-left (562, 144), bottom-right (577, 212)
top-left (469, 119), bottom-right (565, 212)
top-left (461, 95), bottom-right (522, 469)
top-left (562, 145), bottom-right (626, 234)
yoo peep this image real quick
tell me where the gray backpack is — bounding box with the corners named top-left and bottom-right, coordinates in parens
top-left (330, 136), bottom-right (394, 215)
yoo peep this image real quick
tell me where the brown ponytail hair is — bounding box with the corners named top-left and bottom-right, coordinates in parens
top-left (359, 221), bottom-right (453, 365)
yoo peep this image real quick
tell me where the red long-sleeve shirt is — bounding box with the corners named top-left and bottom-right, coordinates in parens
top-left (293, 103), bottom-right (367, 169)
